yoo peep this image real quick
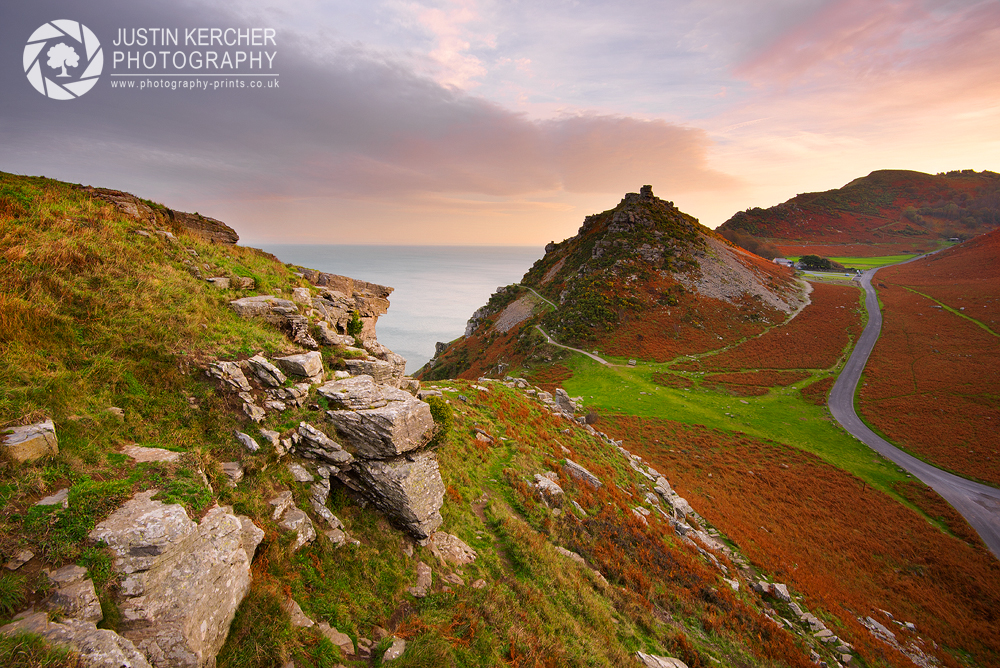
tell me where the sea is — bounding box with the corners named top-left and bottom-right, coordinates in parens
top-left (260, 245), bottom-right (544, 374)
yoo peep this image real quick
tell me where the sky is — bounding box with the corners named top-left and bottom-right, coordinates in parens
top-left (2, 0), bottom-right (999, 245)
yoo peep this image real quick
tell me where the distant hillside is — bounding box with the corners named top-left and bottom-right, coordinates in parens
top-left (718, 169), bottom-right (1000, 257)
top-left (420, 186), bottom-right (806, 380)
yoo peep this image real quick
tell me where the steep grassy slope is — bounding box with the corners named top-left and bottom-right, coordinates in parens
top-left (719, 169), bottom-right (1000, 257)
top-left (0, 173), bottom-right (839, 668)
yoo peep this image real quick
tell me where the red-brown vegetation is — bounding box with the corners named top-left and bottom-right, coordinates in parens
top-left (800, 377), bottom-right (835, 406)
top-left (858, 280), bottom-right (1000, 486)
top-left (599, 415), bottom-right (1000, 668)
top-left (891, 480), bottom-right (986, 550)
top-left (674, 283), bottom-right (863, 373)
top-left (527, 364), bottom-right (573, 393)
top-left (651, 372), bottom-right (693, 389)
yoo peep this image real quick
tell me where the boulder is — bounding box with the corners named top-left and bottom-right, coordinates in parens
top-left (295, 422), bottom-right (354, 466)
top-left (278, 508), bottom-right (316, 551)
top-left (4, 549), bottom-right (34, 570)
top-left (37, 487), bottom-right (70, 507)
top-left (88, 492), bottom-right (261, 668)
top-left (283, 599), bottom-right (314, 628)
top-left (408, 561), bottom-right (432, 598)
top-left (382, 637), bottom-right (407, 662)
top-left (122, 446), bottom-right (182, 464)
top-left (206, 277), bottom-right (230, 290)
top-left (45, 564), bottom-right (88, 586)
top-left (2, 419), bottom-right (58, 463)
top-left (244, 355), bottom-right (287, 387)
top-left (291, 287), bottom-right (312, 305)
top-left (235, 431), bottom-right (260, 453)
top-left (636, 652), bottom-right (688, 668)
top-left (326, 393), bottom-right (434, 460)
top-left (238, 516), bottom-right (264, 561)
top-left (45, 577), bottom-right (103, 623)
top-left (316, 622), bottom-right (354, 657)
top-left (554, 388), bottom-right (575, 413)
top-left (428, 532), bottom-right (477, 566)
top-left (344, 358), bottom-right (397, 385)
top-left (221, 462), bottom-right (243, 487)
top-left (316, 321), bottom-right (354, 347)
top-left (317, 375), bottom-right (388, 410)
top-left (206, 362), bottom-right (251, 393)
top-left (287, 463), bottom-right (315, 483)
top-left (534, 474), bottom-right (564, 502)
top-left (352, 450), bottom-right (444, 540)
top-left (0, 611), bottom-right (151, 668)
top-left (563, 459), bottom-right (602, 489)
top-left (275, 351), bottom-right (323, 380)
top-left (229, 296), bottom-right (297, 319)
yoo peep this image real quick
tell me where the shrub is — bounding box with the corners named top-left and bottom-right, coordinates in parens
top-left (425, 396), bottom-right (453, 447)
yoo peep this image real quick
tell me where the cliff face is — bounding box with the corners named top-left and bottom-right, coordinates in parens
top-left (422, 186), bottom-right (804, 379)
top-left (85, 187), bottom-right (240, 244)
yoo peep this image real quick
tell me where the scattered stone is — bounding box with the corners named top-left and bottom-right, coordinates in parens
top-left (409, 561), bottom-right (433, 598)
top-left (244, 355), bottom-right (287, 387)
top-left (636, 651), bottom-right (688, 668)
top-left (288, 463), bottom-right (315, 483)
top-left (772, 582), bottom-right (791, 602)
top-left (291, 287), bottom-right (312, 305)
top-left (0, 611), bottom-right (152, 668)
top-left (45, 564), bottom-right (88, 586)
top-left (563, 459), bottom-right (602, 488)
top-left (815, 629), bottom-right (834, 639)
top-left (121, 445), bottom-right (183, 463)
top-left (278, 508), bottom-right (317, 551)
top-left (206, 277), bottom-right (230, 289)
top-left (554, 546), bottom-right (586, 565)
top-left (206, 361), bottom-right (252, 392)
top-left (429, 532), bottom-right (477, 566)
top-left (472, 578), bottom-right (487, 590)
top-left (417, 389), bottom-right (443, 400)
top-left (842, 654), bottom-right (853, 665)
top-left (242, 401), bottom-right (266, 423)
top-left (107, 407), bottom-right (125, 420)
top-left (309, 479), bottom-right (342, 529)
top-left (324, 529), bottom-right (347, 546)
top-left (723, 578), bottom-right (740, 592)
top-left (284, 599), bottom-right (314, 628)
top-left (235, 431), bottom-right (260, 453)
top-left (382, 637), bottom-right (406, 662)
top-left (36, 487), bottom-right (70, 508)
top-left (399, 377), bottom-right (420, 396)
top-left (229, 295), bottom-right (297, 319)
top-left (232, 276), bottom-right (255, 290)
top-left (270, 491), bottom-right (294, 520)
top-left (4, 549), bottom-right (34, 571)
top-left (238, 516), bottom-right (264, 561)
top-left (2, 419), bottom-right (59, 463)
top-left (317, 622), bottom-right (354, 656)
top-left (275, 351), bottom-right (324, 380)
top-left (221, 462), bottom-right (244, 487)
top-left (88, 491), bottom-right (261, 668)
top-left (45, 577), bottom-right (103, 623)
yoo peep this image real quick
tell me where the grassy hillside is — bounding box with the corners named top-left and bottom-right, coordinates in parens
top-left (718, 169), bottom-right (1000, 257)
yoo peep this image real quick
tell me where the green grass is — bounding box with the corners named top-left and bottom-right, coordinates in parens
top-left (786, 254), bottom-right (918, 269)
top-left (557, 354), bottom-right (911, 499)
top-left (0, 632), bottom-right (79, 668)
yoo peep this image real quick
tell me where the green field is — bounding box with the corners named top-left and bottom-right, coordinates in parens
top-left (786, 254), bottom-right (918, 269)
top-left (554, 353), bottom-right (913, 501)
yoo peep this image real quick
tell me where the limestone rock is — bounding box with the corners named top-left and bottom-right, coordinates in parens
top-left (221, 462), bottom-right (243, 487)
top-left (326, 393), bottom-right (434, 460)
top-left (235, 431), bottom-right (260, 453)
top-left (45, 564), bottom-right (88, 586)
top-left (316, 622), bottom-right (354, 656)
top-left (534, 474), bottom-right (564, 502)
top-left (37, 487), bottom-right (70, 507)
top-left (309, 478), bottom-right (342, 529)
top-left (288, 463), bottom-right (315, 483)
top-left (283, 599), bottom-right (314, 628)
top-left (238, 516), bottom-right (264, 561)
top-left (291, 287), bottom-right (312, 305)
top-left (241, 401), bottom-right (265, 423)
top-left (295, 422), bottom-right (354, 466)
top-left (636, 652), bottom-right (688, 668)
top-left (229, 296), bottom-right (297, 319)
top-left (399, 377), bottom-right (420, 396)
top-left (88, 492), bottom-right (259, 668)
top-left (275, 351), bottom-right (323, 380)
top-left (429, 532), bottom-right (477, 566)
top-left (772, 582), bottom-right (791, 602)
top-left (244, 355), bottom-right (287, 387)
top-left (352, 450), bottom-right (444, 540)
top-left (206, 362), bottom-right (251, 393)
top-left (46, 577), bottom-right (103, 623)
top-left (2, 419), bottom-right (58, 463)
top-left (382, 637), bottom-right (406, 662)
top-left (270, 491), bottom-right (294, 521)
top-left (278, 508), bottom-right (317, 551)
top-left (0, 611), bottom-right (152, 668)
top-left (408, 561), bottom-right (432, 598)
top-left (4, 549), bottom-right (33, 570)
top-left (344, 358), bottom-right (397, 385)
top-left (122, 445), bottom-right (182, 464)
top-left (563, 459), bottom-right (602, 489)
top-left (554, 546), bottom-right (586, 565)
top-left (317, 375), bottom-right (388, 410)
top-left (206, 277), bottom-right (230, 289)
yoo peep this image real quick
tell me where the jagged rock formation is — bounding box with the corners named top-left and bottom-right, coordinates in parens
top-left (88, 491), bottom-right (263, 668)
top-left (84, 187), bottom-right (239, 244)
top-left (1, 612), bottom-right (152, 668)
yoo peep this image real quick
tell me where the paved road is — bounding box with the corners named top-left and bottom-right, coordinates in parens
top-left (829, 265), bottom-right (1000, 559)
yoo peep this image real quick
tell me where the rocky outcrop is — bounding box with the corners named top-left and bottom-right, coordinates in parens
top-left (85, 187), bottom-right (238, 245)
top-left (2, 419), bottom-right (58, 463)
top-left (0, 611), bottom-right (152, 668)
top-left (326, 383), bottom-right (435, 460)
top-left (88, 491), bottom-right (262, 668)
top-left (352, 450), bottom-right (444, 540)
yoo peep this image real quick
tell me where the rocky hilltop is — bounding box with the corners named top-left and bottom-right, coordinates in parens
top-left (421, 185), bottom-right (805, 379)
top-left (718, 169), bottom-right (1000, 257)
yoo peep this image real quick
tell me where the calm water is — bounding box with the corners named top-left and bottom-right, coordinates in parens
top-left (261, 245), bottom-right (543, 374)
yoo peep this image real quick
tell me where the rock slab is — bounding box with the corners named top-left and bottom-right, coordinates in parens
top-left (353, 451), bottom-right (444, 540)
top-left (2, 419), bottom-right (58, 463)
top-left (0, 611), bottom-right (152, 668)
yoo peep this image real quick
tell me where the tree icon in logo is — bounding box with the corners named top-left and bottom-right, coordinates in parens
top-left (47, 43), bottom-right (79, 77)
top-left (23, 20), bottom-right (102, 100)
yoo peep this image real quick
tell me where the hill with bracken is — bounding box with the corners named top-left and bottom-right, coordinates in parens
top-left (718, 169), bottom-right (1000, 258)
top-left (420, 186), bottom-right (807, 380)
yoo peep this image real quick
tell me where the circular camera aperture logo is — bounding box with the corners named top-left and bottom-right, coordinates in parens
top-left (24, 20), bottom-right (103, 100)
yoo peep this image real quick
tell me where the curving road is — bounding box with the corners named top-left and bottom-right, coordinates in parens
top-left (829, 265), bottom-right (1000, 559)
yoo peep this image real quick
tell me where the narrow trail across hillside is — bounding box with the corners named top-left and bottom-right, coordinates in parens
top-left (534, 326), bottom-right (610, 365)
top-left (829, 260), bottom-right (1000, 559)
